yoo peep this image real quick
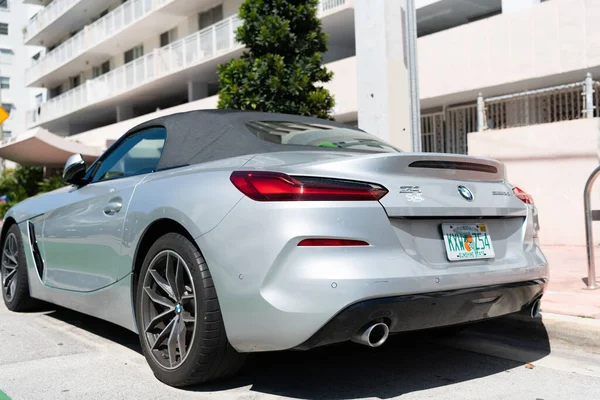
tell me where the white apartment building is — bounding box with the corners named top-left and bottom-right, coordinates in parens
top-left (1, 0), bottom-right (600, 247)
top-left (0, 0), bottom-right (43, 140)
top-left (9, 0), bottom-right (570, 146)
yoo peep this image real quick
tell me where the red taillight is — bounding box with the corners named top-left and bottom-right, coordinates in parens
top-left (230, 171), bottom-right (388, 202)
top-left (513, 186), bottom-right (534, 205)
top-left (298, 239), bottom-right (369, 247)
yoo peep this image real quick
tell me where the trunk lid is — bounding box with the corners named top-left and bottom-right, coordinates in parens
top-left (244, 151), bottom-right (527, 217)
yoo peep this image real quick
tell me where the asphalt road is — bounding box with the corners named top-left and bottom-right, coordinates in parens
top-left (1, 302), bottom-right (599, 400)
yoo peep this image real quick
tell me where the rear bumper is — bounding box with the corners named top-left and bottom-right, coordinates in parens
top-left (197, 197), bottom-right (548, 353)
top-left (295, 279), bottom-right (547, 350)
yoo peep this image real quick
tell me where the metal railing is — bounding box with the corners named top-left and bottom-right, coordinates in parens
top-left (25, 0), bottom-right (346, 87)
top-left (584, 166), bottom-right (600, 290)
top-left (24, 0), bottom-right (82, 43)
top-left (26, 0), bottom-right (171, 86)
top-left (478, 73), bottom-right (600, 132)
top-left (28, 15), bottom-right (242, 127)
top-left (421, 104), bottom-right (476, 154)
top-left (483, 82), bottom-right (588, 130)
top-left (421, 112), bottom-right (444, 153)
top-left (446, 104), bottom-right (476, 154)
top-left (27, 29), bottom-right (86, 86)
top-left (87, 0), bottom-right (165, 46)
top-left (320, 0), bottom-right (346, 12)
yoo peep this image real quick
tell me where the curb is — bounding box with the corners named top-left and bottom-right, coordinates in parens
top-left (503, 312), bottom-right (600, 353)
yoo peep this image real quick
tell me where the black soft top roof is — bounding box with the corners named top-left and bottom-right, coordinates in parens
top-left (122, 109), bottom-right (362, 170)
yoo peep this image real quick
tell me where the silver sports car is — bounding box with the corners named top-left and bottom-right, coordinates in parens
top-left (1, 110), bottom-right (548, 386)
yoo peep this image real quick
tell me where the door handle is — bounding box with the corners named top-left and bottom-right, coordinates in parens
top-left (103, 201), bottom-right (122, 216)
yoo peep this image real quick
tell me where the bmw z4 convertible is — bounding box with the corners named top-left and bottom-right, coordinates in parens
top-left (0, 110), bottom-right (548, 386)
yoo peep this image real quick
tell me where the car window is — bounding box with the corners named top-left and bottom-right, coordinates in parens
top-left (245, 121), bottom-right (401, 153)
top-left (91, 127), bottom-right (166, 183)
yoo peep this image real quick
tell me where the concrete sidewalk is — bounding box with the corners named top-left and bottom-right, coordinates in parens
top-left (541, 245), bottom-right (600, 319)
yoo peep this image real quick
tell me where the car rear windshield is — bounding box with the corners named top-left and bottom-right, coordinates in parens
top-left (246, 121), bottom-right (401, 153)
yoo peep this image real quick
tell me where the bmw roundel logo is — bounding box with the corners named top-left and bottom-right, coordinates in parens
top-left (458, 185), bottom-right (474, 201)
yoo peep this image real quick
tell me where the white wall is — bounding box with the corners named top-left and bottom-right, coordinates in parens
top-left (468, 118), bottom-right (600, 246)
top-left (223, 0), bottom-right (243, 17)
top-left (502, 0), bottom-right (541, 13)
top-left (418, 0), bottom-right (600, 107)
top-left (323, 57), bottom-right (357, 121)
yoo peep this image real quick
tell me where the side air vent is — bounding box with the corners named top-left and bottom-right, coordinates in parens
top-left (27, 221), bottom-right (44, 280)
top-left (409, 160), bottom-right (498, 174)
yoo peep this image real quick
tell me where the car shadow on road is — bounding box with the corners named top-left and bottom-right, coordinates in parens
top-left (189, 317), bottom-right (552, 399)
top-left (44, 306), bottom-right (142, 354)
top-left (44, 307), bottom-right (551, 399)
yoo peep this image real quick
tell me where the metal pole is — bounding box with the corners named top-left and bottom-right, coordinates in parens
top-left (477, 92), bottom-right (485, 132)
top-left (585, 72), bottom-right (594, 118)
top-left (584, 165), bottom-right (600, 290)
top-left (405, 0), bottom-right (421, 152)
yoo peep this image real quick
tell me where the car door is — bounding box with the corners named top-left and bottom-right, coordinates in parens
top-left (42, 127), bottom-right (167, 292)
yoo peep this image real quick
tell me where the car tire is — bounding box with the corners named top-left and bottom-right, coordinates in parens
top-left (1, 224), bottom-right (38, 311)
top-left (135, 232), bottom-right (246, 387)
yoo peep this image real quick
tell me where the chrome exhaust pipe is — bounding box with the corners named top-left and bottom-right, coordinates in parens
top-left (351, 322), bottom-right (390, 347)
top-left (530, 299), bottom-right (541, 318)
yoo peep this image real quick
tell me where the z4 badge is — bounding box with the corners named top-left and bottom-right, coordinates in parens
top-left (400, 186), bottom-right (425, 202)
top-left (399, 186), bottom-right (421, 194)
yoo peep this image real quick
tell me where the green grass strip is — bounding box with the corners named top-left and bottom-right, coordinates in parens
top-left (0, 389), bottom-right (10, 400)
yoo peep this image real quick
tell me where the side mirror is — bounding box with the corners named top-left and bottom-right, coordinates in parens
top-left (63, 154), bottom-right (87, 185)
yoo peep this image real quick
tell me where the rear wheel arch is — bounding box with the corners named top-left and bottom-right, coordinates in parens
top-left (131, 219), bottom-right (198, 319)
top-left (0, 217), bottom-right (18, 249)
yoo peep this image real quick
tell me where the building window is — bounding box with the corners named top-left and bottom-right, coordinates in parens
top-left (1, 103), bottom-right (12, 114)
top-left (0, 48), bottom-right (13, 64)
top-left (69, 75), bottom-right (81, 89)
top-left (160, 28), bottom-right (178, 47)
top-left (3, 130), bottom-right (11, 139)
top-left (0, 23), bottom-right (7, 35)
top-left (0, 0), bottom-right (8, 10)
top-left (91, 8), bottom-right (109, 23)
top-left (49, 84), bottom-right (62, 99)
top-left (199, 5), bottom-right (223, 30)
top-left (93, 60), bottom-right (110, 78)
top-left (124, 44), bottom-right (143, 64)
top-left (36, 93), bottom-right (43, 106)
top-left (0, 76), bottom-right (9, 89)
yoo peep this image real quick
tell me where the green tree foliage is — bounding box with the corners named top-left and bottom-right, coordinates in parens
top-left (37, 172), bottom-right (66, 194)
top-left (218, 0), bottom-right (335, 119)
top-left (0, 166), bottom-right (66, 217)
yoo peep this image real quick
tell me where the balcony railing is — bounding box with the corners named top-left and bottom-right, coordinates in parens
top-left (26, 0), bottom-right (171, 86)
top-left (28, 15), bottom-right (242, 127)
top-left (320, 0), bottom-right (347, 12)
top-left (24, 0), bottom-right (82, 43)
top-left (25, 0), bottom-right (347, 87)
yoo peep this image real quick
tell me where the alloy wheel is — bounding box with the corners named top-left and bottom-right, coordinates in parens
top-left (1, 233), bottom-right (19, 302)
top-left (141, 250), bottom-right (197, 370)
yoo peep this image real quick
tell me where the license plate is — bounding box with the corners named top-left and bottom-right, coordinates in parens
top-left (442, 223), bottom-right (495, 261)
